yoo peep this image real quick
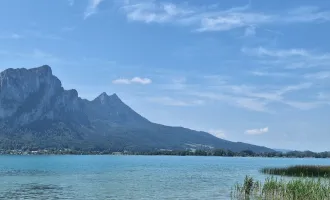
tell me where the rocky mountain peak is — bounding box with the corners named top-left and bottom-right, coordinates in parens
top-left (94, 92), bottom-right (109, 104)
top-left (0, 65), bottom-right (67, 123)
top-left (94, 92), bottom-right (121, 105)
top-left (30, 65), bottom-right (53, 76)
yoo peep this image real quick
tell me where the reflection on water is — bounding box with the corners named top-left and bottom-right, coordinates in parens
top-left (0, 183), bottom-right (72, 200)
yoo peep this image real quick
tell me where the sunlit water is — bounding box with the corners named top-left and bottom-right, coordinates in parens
top-left (0, 156), bottom-right (330, 200)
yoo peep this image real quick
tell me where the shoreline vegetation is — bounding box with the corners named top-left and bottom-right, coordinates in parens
top-left (1, 149), bottom-right (330, 158)
top-left (231, 175), bottom-right (330, 200)
top-left (261, 165), bottom-right (330, 178)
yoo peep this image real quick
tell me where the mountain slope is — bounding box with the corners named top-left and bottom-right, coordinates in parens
top-left (0, 65), bottom-right (274, 153)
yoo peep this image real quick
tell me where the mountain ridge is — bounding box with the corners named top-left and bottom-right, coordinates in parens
top-left (0, 65), bottom-right (274, 153)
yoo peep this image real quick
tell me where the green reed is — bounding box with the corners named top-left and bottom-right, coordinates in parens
top-left (261, 165), bottom-right (330, 177)
top-left (231, 175), bottom-right (330, 200)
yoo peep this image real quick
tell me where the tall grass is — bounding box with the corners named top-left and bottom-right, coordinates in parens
top-left (231, 175), bottom-right (330, 200)
top-left (261, 165), bottom-right (330, 177)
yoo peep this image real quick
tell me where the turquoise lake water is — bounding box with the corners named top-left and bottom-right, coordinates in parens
top-left (0, 156), bottom-right (330, 200)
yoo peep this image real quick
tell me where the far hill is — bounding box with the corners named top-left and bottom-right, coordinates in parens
top-left (0, 65), bottom-right (274, 153)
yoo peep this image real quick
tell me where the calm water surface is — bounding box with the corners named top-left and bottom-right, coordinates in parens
top-left (0, 156), bottom-right (329, 200)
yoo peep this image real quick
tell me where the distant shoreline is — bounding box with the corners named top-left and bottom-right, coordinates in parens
top-left (1, 149), bottom-right (329, 158)
top-left (0, 155), bottom-right (328, 159)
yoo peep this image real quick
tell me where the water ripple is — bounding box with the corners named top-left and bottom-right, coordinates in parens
top-left (0, 183), bottom-right (73, 200)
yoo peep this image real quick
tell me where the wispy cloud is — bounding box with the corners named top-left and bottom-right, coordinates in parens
top-left (119, 1), bottom-right (330, 33)
top-left (242, 46), bottom-right (330, 69)
top-left (122, 1), bottom-right (194, 24)
top-left (242, 46), bottom-right (309, 57)
top-left (160, 77), bottom-right (188, 90)
top-left (235, 98), bottom-right (269, 112)
top-left (0, 30), bottom-right (61, 40)
top-left (244, 25), bottom-right (256, 37)
top-left (197, 12), bottom-right (271, 32)
top-left (31, 49), bottom-right (60, 62)
top-left (250, 71), bottom-right (291, 77)
top-left (112, 77), bottom-right (152, 85)
top-left (188, 80), bottom-right (319, 112)
top-left (277, 83), bottom-right (313, 95)
top-left (318, 92), bottom-right (330, 100)
top-left (190, 91), bottom-right (270, 112)
top-left (148, 96), bottom-right (204, 106)
top-left (0, 33), bottom-right (24, 39)
top-left (0, 49), bottom-right (63, 64)
top-left (245, 127), bottom-right (269, 135)
top-left (317, 93), bottom-right (330, 106)
top-left (84, 0), bottom-right (104, 19)
top-left (68, 0), bottom-right (75, 6)
top-left (286, 6), bottom-right (330, 23)
top-left (61, 26), bottom-right (75, 32)
top-left (208, 129), bottom-right (226, 139)
top-left (304, 71), bottom-right (330, 80)
top-left (26, 30), bottom-right (62, 40)
top-left (284, 101), bottom-right (322, 110)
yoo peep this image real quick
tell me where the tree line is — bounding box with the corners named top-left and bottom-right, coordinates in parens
top-left (1, 148), bottom-right (330, 158)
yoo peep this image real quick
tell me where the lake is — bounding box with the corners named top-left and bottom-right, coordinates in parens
top-left (0, 156), bottom-right (329, 200)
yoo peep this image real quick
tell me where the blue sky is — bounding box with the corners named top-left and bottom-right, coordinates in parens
top-left (0, 0), bottom-right (329, 151)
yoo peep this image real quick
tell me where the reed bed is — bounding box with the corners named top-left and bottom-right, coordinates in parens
top-left (261, 165), bottom-right (330, 177)
top-left (231, 175), bottom-right (330, 200)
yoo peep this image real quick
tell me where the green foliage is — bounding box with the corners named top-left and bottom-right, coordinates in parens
top-left (261, 165), bottom-right (330, 177)
top-left (232, 176), bottom-right (330, 200)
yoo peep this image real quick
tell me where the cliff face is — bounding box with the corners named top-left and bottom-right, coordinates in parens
top-left (0, 65), bottom-right (87, 127)
top-left (0, 65), bottom-right (274, 153)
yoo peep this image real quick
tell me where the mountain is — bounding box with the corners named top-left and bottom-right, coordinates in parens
top-left (0, 65), bottom-right (274, 153)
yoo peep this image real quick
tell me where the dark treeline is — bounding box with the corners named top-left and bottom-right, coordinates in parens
top-left (1, 149), bottom-right (330, 158)
top-left (128, 149), bottom-right (330, 158)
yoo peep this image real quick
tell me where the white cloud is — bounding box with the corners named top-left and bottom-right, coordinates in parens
top-left (148, 96), bottom-right (203, 106)
top-left (122, 1), bottom-right (193, 23)
top-left (208, 129), bottom-right (226, 139)
top-left (84, 0), bottom-right (104, 19)
top-left (112, 77), bottom-right (152, 85)
top-left (245, 127), bottom-right (269, 135)
top-left (131, 77), bottom-right (152, 84)
top-left (197, 12), bottom-right (271, 32)
top-left (119, 1), bottom-right (330, 32)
